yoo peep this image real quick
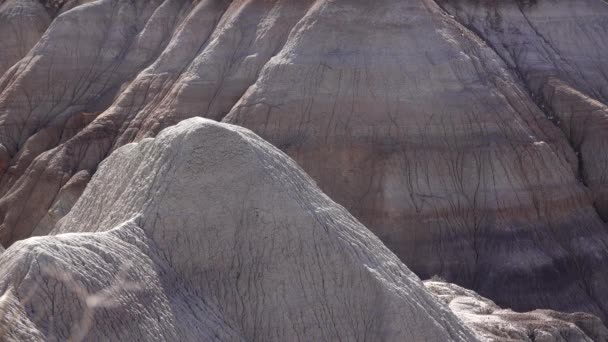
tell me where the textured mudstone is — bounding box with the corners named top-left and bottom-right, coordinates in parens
top-left (438, 0), bottom-right (608, 223)
top-left (542, 79), bottom-right (608, 221)
top-left (33, 169), bottom-right (91, 235)
top-left (0, 118), bottom-right (476, 341)
top-left (0, 288), bottom-right (46, 342)
top-left (224, 0), bottom-right (608, 321)
top-left (0, 0), bottom-right (607, 324)
top-left (0, 0), bottom-right (315, 244)
top-left (437, 0), bottom-right (608, 102)
top-left (426, 280), bottom-right (608, 342)
top-left (0, 0), bottom-right (50, 76)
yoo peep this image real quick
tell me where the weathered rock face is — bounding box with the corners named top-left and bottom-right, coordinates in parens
top-left (0, 0), bottom-right (316, 244)
top-left (33, 169), bottom-right (90, 235)
top-left (437, 0), bottom-right (608, 102)
top-left (0, 0), bottom-right (183, 242)
top-left (0, 0), bottom-right (608, 325)
top-left (437, 0), bottom-right (608, 222)
top-left (425, 280), bottom-right (608, 342)
top-left (223, 0), bottom-right (608, 321)
top-left (0, 0), bottom-right (50, 76)
top-left (542, 79), bottom-right (608, 221)
top-left (0, 118), bottom-right (477, 341)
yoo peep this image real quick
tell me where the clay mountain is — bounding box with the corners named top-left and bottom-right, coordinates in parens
top-left (1, 0), bottom-right (608, 341)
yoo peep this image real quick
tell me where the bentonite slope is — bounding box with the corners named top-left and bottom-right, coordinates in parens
top-left (223, 0), bottom-right (608, 321)
top-left (425, 280), bottom-right (608, 342)
top-left (0, 118), bottom-right (477, 341)
top-left (0, 0), bottom-right (51, 77)
top-left (436, 0), bottom-right (608, 221)
top-left (0, 0), bottom-right (608, 324)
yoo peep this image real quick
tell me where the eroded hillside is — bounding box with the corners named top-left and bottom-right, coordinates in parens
top-left (1, 0), bottom-right (608, 328)
top-left (0, 118), bottom-right (478, 341)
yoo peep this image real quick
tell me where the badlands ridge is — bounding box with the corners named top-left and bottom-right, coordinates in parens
top-left (1, 0), bottom-right (608, 340)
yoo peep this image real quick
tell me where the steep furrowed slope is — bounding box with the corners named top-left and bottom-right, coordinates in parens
top-left (0, 0), bottom-right (51, 76)
top-left (0, 118), bottom-right (477, 341)
top-left (0, 0), bottom-right (315, 243)
top-left (224, 0), bottom-right (608, 320)
top-left (0, 0), bottom-right (608, 324)
top-left (437, 0), bottom-right (608, 222)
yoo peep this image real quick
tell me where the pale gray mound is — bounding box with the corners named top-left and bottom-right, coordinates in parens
top-left (0, 118), bottom-right (477, 341)
top-left (0, 220), bottom-right (245, 341)
top-left (425, 281), bottom-right (608, 342)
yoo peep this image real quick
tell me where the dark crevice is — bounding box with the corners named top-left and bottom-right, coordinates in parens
top-left (38, 0), bottom-right (68, 17)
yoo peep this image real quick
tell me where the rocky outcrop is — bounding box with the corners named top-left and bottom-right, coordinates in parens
top-left (542, 79), bottom-right (608, 221)
top-left (0, 118), bottom-right (477, 341)
top-left (0, 0), bottom-right (607, 324)
top-left (426, 280), bottom-right (608, 342)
